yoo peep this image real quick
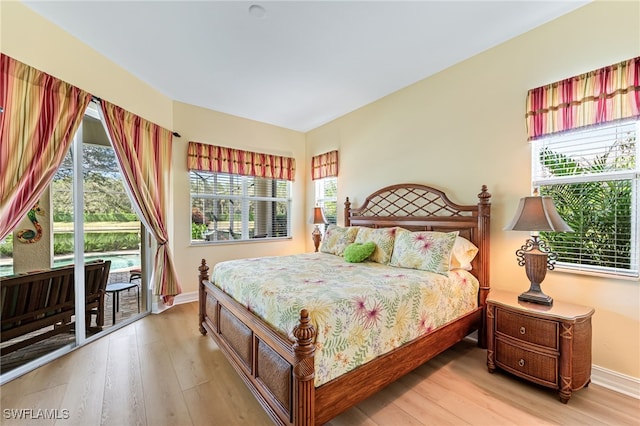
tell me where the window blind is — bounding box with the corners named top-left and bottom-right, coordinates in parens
top-left (190, 171), bottom-right (291, 242)
top-left (532, 119), bottom-right (639, 277)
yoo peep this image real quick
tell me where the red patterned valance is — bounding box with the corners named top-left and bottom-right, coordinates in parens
top-left (525, 57), bottom-right (640, 140)
top-left (187, 142), bottom-right (296, 181)
top-left (311, 150), bottom-right (339, 180)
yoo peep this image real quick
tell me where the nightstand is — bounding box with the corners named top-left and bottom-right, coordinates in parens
top-left (486, 289), bottom-right (594, 403)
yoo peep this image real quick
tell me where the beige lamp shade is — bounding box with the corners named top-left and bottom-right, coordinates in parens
top-left (504, 196), bottom-right (573, 232)
top-left (312, 207), bottom-right (327, 225)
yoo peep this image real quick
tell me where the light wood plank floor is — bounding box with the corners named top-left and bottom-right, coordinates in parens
top-left (1, 302), bottom-right (638, 425)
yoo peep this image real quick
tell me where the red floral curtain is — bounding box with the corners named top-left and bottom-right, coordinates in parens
top-left (0, 54), bottom-right (91, 240)
top-left (100, 100), bottom-right (181, 305)
top-left (311, 150), bottom-right (339, 180)
top-left (187, 141), bottom-right (296, 181)
top-left (525, 57), bottom-right (640, 140)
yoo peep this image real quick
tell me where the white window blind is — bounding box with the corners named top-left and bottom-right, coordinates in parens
top-left (190, 171), bottom-right (291, 243)
top-left (531, 119), bottom-right (639, 278)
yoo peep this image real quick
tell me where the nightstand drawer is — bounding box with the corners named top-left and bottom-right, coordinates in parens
top-left (495, 339), bottom-right (558, 386)
top-left (496, 308), bottom-right (558, 350)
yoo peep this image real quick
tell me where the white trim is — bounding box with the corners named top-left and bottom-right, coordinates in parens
top-left (591, 364), bottom-right (640, 399)
top-left (151, 291), bottom-right (198, 314)
top-left (552, 264), bottom-right (640, 281)
top-left (174, 291), bottom-right (198, 305)
top-left (72, 124), bottom-right (86, 347)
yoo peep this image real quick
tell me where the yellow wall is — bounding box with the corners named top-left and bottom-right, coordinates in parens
top-left (3, 0), bottom-right (639, 379)
top-left (306, 0), bottom-right (640, 378)
top-left (1, 2), bottom-right (307, 299)
top-left (171, 102), bottom-right (306, 288)
top-left (0, 1), bottom-right (173, 129)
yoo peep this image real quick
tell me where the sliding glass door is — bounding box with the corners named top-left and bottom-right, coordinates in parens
top-left (0, 103), bottom-right (149, 380)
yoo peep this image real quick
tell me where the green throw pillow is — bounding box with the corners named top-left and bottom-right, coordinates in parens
top-left (344, 242), bottom-right (376, 263)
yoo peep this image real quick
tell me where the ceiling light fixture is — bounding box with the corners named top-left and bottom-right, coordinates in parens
top-left (248, 4), bottom-right (266, 19)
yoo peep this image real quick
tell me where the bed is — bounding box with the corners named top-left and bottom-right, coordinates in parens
top-left (198, 183), bottom-right (491, 425)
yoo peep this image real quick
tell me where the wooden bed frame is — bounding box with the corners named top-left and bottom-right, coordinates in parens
top-left (199, 183), bottom-right (491, 425)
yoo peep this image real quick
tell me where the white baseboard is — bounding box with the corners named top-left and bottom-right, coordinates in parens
top-left (151, 291), bottom-right (198, 313)
top-left (174, 291), bottom-right (199, 305)
top-left (591, 365), bottom-right (640, 399)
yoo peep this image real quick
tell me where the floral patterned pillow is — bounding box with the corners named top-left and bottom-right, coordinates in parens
top-left (390, 229), bottom-right (459, 275)
top-left (354, 227), bottom-right (399, 264)
top-left (320, 225), bottom-right (359, 256)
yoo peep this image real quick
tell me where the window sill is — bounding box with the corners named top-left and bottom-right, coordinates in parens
top-left (552, 265), bottom-right (639, 282)
top-left (189, 237), bottom-right (292, 247)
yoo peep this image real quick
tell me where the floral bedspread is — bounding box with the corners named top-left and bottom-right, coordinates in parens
top-left (212, 252), bottom-right (479, 386)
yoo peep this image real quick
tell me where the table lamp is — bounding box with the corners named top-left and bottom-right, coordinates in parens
top-left (311, 207), bottom-right (327, 252)
top-left (504, 193), bottom-right (573, 306)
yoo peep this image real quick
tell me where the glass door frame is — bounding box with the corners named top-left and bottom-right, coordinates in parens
top-left (72, 113), bottom-right (87, 347)
top-left (0, 103), bottom-right (150, 385)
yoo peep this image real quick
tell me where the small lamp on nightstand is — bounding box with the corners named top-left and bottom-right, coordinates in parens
top-left (311, 206), bottom-right (327, 252)
top-left (504, 192), bottom-right (573, 306)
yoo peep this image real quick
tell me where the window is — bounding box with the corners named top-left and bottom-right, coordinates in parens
top-left (311, 150), bottom-right (338, 225)
top-left (315, 177), bottom-right (337, 225)
top-left (53, 139), bottom-right (141, 264)
top-left (532, 119), bottom-right (639, 278)
top-left (190, 171), bottom-right (291, 243)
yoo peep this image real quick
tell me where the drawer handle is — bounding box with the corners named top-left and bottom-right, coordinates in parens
top-left (519, 326), bottom-right (526, 335)
top-left (518, 359), bottom-right (525, 367)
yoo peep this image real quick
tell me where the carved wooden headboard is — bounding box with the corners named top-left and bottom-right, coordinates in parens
top-left (344, 183), bottom-right (491, 305)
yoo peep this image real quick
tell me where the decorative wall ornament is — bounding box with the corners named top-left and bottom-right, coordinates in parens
top-left (16, 201), bottom-right (45, 244)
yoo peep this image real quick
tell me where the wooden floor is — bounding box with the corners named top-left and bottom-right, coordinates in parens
top-left (1, 286), bottom-right (141, 374)
top-left (1, 302), bottom-right (638, 426)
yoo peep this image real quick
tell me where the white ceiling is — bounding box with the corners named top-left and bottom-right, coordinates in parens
top-left (24, 0), bottom-right (590, 132)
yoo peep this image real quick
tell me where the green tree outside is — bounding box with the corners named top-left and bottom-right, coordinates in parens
top-left (539, 133), bottom-right (635, 270)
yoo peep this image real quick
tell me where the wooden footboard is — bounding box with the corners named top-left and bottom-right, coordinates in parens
top-left (198, 183), bottom-right (491, 425)
top-left (199, 260), bottom-right (316, 425)
top-left (199, 259), bottom-right (483, 425)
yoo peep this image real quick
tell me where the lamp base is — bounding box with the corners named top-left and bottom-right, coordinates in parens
top-left (517, 242), bottom-right (554, 306)
top-left (518, 289), bottom-right (553, 306)
top-left (312, 226), bottom-right (322, 252)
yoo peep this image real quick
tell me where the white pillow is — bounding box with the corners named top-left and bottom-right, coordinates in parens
top-left (450, 236), bottom-right (479, 271)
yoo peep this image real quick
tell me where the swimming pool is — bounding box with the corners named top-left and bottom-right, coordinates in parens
top-left (0, 252), bottom-right (141, 277)
top-left (54, 253), bottom-right (140, 271)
